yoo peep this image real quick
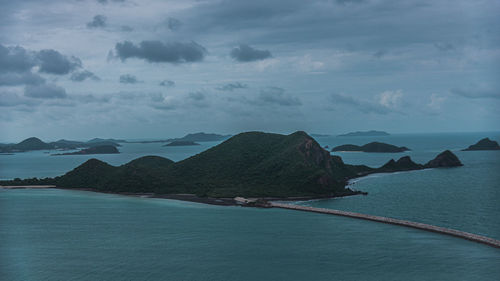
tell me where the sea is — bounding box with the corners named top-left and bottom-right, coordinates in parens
top-left (1, 132), bottom-right (500, 280)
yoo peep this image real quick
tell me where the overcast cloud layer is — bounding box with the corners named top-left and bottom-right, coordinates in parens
top-left (0, 0), bottom-right (499, 141)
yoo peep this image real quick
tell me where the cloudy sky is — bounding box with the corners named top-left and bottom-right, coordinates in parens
top-left (1, 0), bottom-right (499, 141)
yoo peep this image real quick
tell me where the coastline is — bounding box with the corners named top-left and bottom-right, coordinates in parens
top-left (0, 185), bottom-right (367, 206)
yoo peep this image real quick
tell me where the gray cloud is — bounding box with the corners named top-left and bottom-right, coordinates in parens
top-left (119, 74), bottom-right (141, 84)
top-left (24, 83), bottom-right (67, 99)
top-left (434, 42), bottom-right (455, 52)
top-left (114, 40), bottom-right (206, 63)
top-left (230, 44), bottom-right (272, 62)
top-left (216, 82), bottom-right (248, 91)
top-left (335, 0), bottom-right (366, 5)
top-left (166, 17), bottom-right (181, 31)
top-left (70, 70), bottom-right (100, 82)
top-left (373, 50), bottom-right (387, 58)
top-left (188, 91), bottom-right (205, 101)
top-left (0, 72), bottom-right (45, 86)
top-left (37, 49), bottom-right (81, 75)
top-left (258, 87), bottom-right (301, 106)
top-left (330, 93), bottom-right (391, 115)
top-left (87, 15), bottom-right (107, 28)
top-left (97, 0), bottom-right (126, 4)
top-left (0, 91), bottom-right (39, 107)
top-left (121, 25), bottom-right (133, 32)
top-left (0, 44), bottom-right (37, 73)
top-left (72, 94), bottom-right (111, 104)
top-left (451, 88), bottom-right (499, 99)
top-left (159, 80), bottom-right (175, 87)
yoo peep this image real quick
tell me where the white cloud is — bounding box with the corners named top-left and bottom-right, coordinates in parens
top-left (378, 90), bottom-right (403, 108)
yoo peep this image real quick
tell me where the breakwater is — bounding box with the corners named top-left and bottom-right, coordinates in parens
top-left (270, 202), bottom-right (500, 249)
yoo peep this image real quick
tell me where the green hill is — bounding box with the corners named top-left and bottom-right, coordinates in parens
top-left (1, 132), bottom-right (463, 199)
top-left (0, 137), bottom-right (54, 152)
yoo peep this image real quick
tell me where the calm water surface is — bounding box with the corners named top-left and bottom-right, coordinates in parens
top-left (1, 132), bottom-right (499, 280)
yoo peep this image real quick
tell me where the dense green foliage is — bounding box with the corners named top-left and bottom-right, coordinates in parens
top-left (0, 132), bottom-right (463, 199)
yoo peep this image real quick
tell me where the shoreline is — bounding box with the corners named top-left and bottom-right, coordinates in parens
top-left (0, 185), bottom-right (366, 206)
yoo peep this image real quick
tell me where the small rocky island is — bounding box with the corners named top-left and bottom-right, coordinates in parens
top-left (1, 131), bottom-right (463, 203)
top-left (53, 145), bottom-right (119, 155)
top-left (338, 130), bottom-right (390, 137)
top-left (163, 141), bottom-right (200, 146)
top-left (462, 138), bottom-right (500, 151)
top-left (332, 142), bottom-right (410, 153)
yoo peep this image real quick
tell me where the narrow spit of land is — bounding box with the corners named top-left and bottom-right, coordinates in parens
top-left (270, 202), bottom-right (500, 249)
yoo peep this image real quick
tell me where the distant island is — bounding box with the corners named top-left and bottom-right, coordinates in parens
top-left (127, 132), bottom-right (231, 144)
top-left (462, 138), bottom-right (500, 151)
top-left (338, 130), bottom-right (390, 137)
top-left (0, 137), bottom-right (121, 153)
top-left (1, 131), bottom-right (462, 203)
top-left (53, 145), bottom-right (119, 156)
top-left (163, 141), bottom-right (200, 146)
top-left (167, 132), bottom-right (231, 142)
top-left (332, 142), bottom-right (410, 153)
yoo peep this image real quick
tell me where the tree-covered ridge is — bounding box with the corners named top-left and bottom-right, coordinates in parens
top-left (1, 132), bottom-right (463, 199)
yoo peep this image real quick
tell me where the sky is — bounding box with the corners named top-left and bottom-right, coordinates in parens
top-left (0, 0), bottom-right (499, 142)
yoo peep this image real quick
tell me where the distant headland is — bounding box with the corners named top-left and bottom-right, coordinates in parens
top-left (127, 132), bottom-right (231, 144)
top-left (332, 142), bottom-right (410, 153)
top-left (337, 130), bottom-right (390, 137)
top-left (1, 131), bottom-right (463, 205)
top-left (462, 138), bottom-right (500, 151)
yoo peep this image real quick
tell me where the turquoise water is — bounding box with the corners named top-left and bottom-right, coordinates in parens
top-left (0, 141), bottom-right (222, 180)
top-left (1, 132), bottom-right (500, 280)
top-left (305, 132), bottom-right (500, 240)
top-left (1, 188), bottom-right (500, 280)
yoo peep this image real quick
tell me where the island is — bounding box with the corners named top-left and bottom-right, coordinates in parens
top-left (163, 141), bottom-right (200, 146)
top-left (337, 130), bottom-right (390, 137)
top-left (166, 132), bottom-right (231, 142)
top-left (52, 145), bottom-right (119, 155)
top-left (332, 142), bottom-right (410, 153)
top-left (462, 138), bottom-right (500, 151)
top-left (1, 131), bottom-right (462, 204)
top-left (0, 137), bottom-right (122, 153)
top-left (0, 137), bottom-right (54, 152)
top-left (127, 132), bottom-right (231, 144)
